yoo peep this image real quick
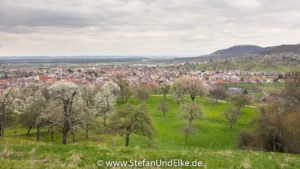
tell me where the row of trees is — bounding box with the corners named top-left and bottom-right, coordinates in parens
top-left (118, 76), bottom-right (228, 107)
top-left (0, 80), bottom-right (156, 146)
top-left (0, 80), bottom-right (121, 144)
top-left (0, 75), bottom-right (251, 146)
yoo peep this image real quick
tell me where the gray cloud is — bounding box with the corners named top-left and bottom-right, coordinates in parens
top-left (0, 0), bottom-right (300, 56)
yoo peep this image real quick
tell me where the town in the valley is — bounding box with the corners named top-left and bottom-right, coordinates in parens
top-left (0, 61), bottom-right (285, 100)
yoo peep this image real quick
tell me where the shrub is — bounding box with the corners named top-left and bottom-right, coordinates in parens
top-left (239, 72), bottom-right (300, 154)
top-left (256, 104), bottom-right (300, 153)
top-left (237, 130), bottom-right (259, 150)
top-left (281, 112), bottom-right (300, 153)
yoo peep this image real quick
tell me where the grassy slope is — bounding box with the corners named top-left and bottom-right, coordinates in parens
top-left (0, 96), bottom-right (299, 168)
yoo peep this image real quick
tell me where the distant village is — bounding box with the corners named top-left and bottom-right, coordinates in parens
top-left (0, 62), bottom-right (285, 92)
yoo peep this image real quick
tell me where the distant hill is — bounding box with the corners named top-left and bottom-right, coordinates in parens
top-left (174, 43), bottom-right (300, 72)
top-left (260, 44), bottom-right (300, 54)
top-left (209, 45), bottom-right (264, 58)
top-left (207, 43), bottom-right (300, 59)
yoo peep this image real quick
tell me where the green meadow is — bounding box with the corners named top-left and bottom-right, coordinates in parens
top-left (0, 96), bottom-right (299, 168)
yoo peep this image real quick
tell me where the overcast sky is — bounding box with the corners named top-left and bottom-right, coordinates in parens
top-left (1, 0), bottom-right (300, 57)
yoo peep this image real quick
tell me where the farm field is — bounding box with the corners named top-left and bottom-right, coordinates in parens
top-left (1, 96), bottom-right (299, 168)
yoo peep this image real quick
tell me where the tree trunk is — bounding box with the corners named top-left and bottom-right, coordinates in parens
top-left (62, 130), bottom-right (67, 144)
top-left (36, 124), bottom-right (40, 141)
top-left (0, 124), bottom-right (2, 136)
top-left (215, 99), bottom-right (218, 104)
top-left (1, 119), bottom-right (5, 136)
top-left (230, 122), bottom-right (233, 129)
top-left (189, 119), bottom-right (193, 127)
top-left (125, 132), bottom-right (130, 147)
top-left (27, 125), bottom-right (33, 135)
top-left (103, 117), bottom-right (106, 127)
top-left (121, 96), bottom-right (124, 103)
top-left (185, 136), bottom-right (188, 144)
top-left (50, 126), bottom-right (54, 140)
top-left (85, 124), bottom-right (89, 139)
top-left (72, 133), bottom-right (75, 142)
top-left (191, 95), bottom-right (195, 101)
top-left (164, 93), bottom-right (166, 101)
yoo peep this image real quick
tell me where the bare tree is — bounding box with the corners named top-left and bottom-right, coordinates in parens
top-left (179, 101), bottom-right (203, 143)
top-left (182, 77), bottom-right (204, 101)
top-left (123, 86), bottom-right (133, 103)
top-left (135, 82), bottom-right (152, 101)
top-left (118, 80), bottom-right (132, 103)
top-left (229, 94), bottom-right (250, 111)
top-left (223, 106), bottom-right (240, 129)
top-left (0, 87), bottom-right (19, 136)
top-left (182, 122), bottom-right (196, 144)
top-left (156, 99), bottom-right (169, 119)
top-left (180, 101), bottom-right (203, 126)
top-left (159, 83), bottom-right (171, 101)
top-left (112, 103), bottom-right (154, 147)
top-left (171, 80), bottom-right (185, 104)
top-left (209, 84), bottom-right (227, 103)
